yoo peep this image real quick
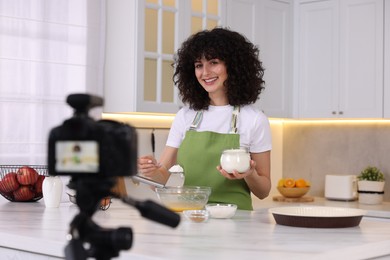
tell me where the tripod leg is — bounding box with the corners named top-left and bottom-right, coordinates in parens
top-left (65, 237), bottom-right (88, 260)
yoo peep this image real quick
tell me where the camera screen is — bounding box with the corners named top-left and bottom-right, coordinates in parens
top-left (55, 141), bottom-right (99, 173)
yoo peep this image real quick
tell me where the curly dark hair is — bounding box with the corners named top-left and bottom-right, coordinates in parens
top-left (173, 27), bottom-right (265, 110)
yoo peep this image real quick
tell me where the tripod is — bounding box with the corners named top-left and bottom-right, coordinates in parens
top-left (64, 177), bottom-right (180, 260)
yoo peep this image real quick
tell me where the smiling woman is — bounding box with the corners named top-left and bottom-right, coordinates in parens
top-left (138, 28), bottom-right (272, 210)
top-left (0, 1), bottom-right (106, 165)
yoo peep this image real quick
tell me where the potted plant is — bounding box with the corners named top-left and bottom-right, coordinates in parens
top-left (357, 166), bottom-right (385, 205)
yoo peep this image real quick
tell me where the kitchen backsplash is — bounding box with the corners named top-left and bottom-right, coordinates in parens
top-left (136, 128), bottom-right (169, 159)
top-left (282, 121), bottom-right (390, 202)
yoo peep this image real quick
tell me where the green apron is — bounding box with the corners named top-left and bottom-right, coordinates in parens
top-left (177, 106), bottom-right (253, 210)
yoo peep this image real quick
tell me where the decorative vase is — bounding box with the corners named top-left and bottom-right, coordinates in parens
top-left (42, 176), bottom-right (63, 208)
top-left (357, 180), bottom-right (385, 205)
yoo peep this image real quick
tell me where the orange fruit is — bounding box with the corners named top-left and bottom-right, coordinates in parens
top-left (283, 178), bottom-right (295, 188)
top-left (295, 178), bottom-right (307, 188)
top-left (277, 178), bottom-right (285, 187)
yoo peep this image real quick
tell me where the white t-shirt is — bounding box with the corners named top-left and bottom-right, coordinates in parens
top-left (166, 104), bottom-right (272, 153)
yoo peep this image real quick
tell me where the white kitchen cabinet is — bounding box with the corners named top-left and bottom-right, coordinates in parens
top-left (104, 0), bottom-right (137, 113)
top-left (297, 0), bottom-right (384, 118)
top-left (226, 0), bottom-right (293, 118)
top-left (105, 0), bottom-right (290, 116)
top-left (104, 0), bottom-right (184, 113)
top-left (384, 0), bottom-right (390, 118)
top-left (104, 0), bottom-right (225, 114)
top-left (104, 0), bottom-right (386, 119)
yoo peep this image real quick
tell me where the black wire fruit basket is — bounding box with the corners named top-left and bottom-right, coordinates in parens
top-left (0, 165), bottom-right (48, 202)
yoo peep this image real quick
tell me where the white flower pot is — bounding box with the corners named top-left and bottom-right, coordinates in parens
top-left (357, 180), bottom-right (385, 192)
top-left (357, 180), bottom-right (385, 205)
top-left (358, 193), bottom-right (384, 205)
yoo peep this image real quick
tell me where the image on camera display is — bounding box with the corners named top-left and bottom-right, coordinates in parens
top-left (55, 141), bottom-right (99, 173)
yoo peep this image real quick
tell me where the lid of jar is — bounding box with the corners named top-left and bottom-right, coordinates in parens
top-left (169, 164), bottom-right (184, 173)
top-left (223, 148), bottom-right (248, 153)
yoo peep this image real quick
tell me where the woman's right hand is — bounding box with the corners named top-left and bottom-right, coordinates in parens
top-left (137, 155), bottom-right (161, 176)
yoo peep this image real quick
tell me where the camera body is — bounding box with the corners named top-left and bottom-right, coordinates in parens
top-left (48, 94), bottom-right (137, 177)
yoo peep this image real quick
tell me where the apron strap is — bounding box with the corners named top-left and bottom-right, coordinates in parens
top-left (229, 106), bottom-right (240, 134)
top-left (189, 111), bottom-right (203, 131)
top-left (189, 106), bottom-right (240, 133)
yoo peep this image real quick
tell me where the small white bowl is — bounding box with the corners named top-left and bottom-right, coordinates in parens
top-left (183, 210), bottom-right (209, 223)
top-left (205, 203), bottom-right (237, 219)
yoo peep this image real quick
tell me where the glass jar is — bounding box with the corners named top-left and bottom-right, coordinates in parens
top-left (220, 148), bottom-right (250, 174)
top-left (165, 164), bottom-right (185, 187)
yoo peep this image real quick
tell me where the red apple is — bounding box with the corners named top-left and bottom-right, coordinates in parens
top-left (0, 172), bottom-right (20, 193)
top-left (34, 175), bottom-right (45, 195)
top-left (13, 185), bottom-right (35, 201)
top-left (16, 166), bottom-right (39, 185)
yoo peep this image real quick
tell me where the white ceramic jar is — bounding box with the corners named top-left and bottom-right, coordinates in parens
top-left (220, 148), bottom-right (250, 174)
top-left (42, 176), bottom-right (63, 208)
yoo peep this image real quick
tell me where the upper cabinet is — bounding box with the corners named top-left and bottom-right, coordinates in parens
top-left (104, 0), bottom-right (387, 119)
top-left (136, 0), bottom-right (182, 113)
top-left (384, 0), bottom-right (390, 118)
top-left (104, 0), bottom-right (224, 113)
top-left (297, 0), bottom-right (384, 118)
top-left (226, 0), bottom-right (386, 119)
top-left (104, 0), bottom-right (288, 115)
top-left (226, 0), bottom-right (293, 118)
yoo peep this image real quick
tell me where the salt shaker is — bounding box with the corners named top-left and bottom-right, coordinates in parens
top-left (42, 176), bottom-right (63, 208)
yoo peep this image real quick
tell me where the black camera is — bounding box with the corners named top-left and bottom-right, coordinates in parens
top-left (47, 94), bottom-right (180, 260)
top-left (48, 93), bottom-right (137, 177)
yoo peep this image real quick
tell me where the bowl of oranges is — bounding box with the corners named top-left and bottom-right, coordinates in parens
top-left (277, 178), bottom-right (311, 198)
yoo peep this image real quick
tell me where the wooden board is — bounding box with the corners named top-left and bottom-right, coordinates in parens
top-left (272, 195), bottom-right (314, 202)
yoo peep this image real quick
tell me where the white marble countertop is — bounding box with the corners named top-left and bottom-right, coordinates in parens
top-left (1, 196), bottom-right (390, 260)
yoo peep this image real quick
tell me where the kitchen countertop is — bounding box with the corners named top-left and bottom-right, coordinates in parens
top-left (0, 196), bottom-right (390, 260)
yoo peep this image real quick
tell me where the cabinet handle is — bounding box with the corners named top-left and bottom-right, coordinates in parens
top-left (332, 111), bottom-right (337, 115)
top-left (338, 111), bottom-right (343, 115)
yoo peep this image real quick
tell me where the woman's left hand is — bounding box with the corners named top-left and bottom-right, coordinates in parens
top-left (216, 160), bottom-right (256, 180)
